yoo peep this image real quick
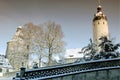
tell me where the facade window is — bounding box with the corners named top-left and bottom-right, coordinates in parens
top-left (0, 68), bottom-right (2, 72)
top-left (69, 55), bottom-right (74, 57)
top-left (0, 63), bottom-right (3, 65)
top-left (7, 69), bottom-right (9, 72)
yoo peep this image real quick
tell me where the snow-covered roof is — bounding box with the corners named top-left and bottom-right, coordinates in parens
top-left (64, 48), bottom-right (83, 58)
top-left (18, 26), bottom-right (22, 29)
top-left (0, 55), bottom-right (13, 68)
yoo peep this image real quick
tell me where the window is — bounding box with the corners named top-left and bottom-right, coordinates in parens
top-left (0, 68), bottom-right (2, 72)
top-left (0, 63), bottom-right (3, 65)
top-left (103, 22), bottom-right (105, 24)
top-left (98, 22), bottom-right (99, 24)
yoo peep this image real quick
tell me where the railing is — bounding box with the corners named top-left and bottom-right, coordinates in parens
top-left (16, 58), bottom-right (120, 80)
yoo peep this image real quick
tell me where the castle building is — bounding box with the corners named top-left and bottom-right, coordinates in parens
top-left (6, 26), bottom-right (28, 71)
top-left (93, 4), bottom-right (109, 45)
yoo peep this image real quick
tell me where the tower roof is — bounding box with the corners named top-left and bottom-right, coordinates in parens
top-left (93, 0), bottom-right (107, 21)
top-left (93, 5), bottom-right (107, 22)
top-left (97, 5), bottom-right (102, 12)
top-left (17, 26), bottom-right (22, 29)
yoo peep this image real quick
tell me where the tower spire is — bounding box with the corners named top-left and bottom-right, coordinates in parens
top-left (97, 0), bottom-right (102, 12)
top-left (97, 0), bottom-right (101, 6)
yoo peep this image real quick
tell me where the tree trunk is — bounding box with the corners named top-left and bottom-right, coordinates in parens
top-left (48, 47), bottom-right (52, 66)
top-left (39, 55), bottom-right (42, 67)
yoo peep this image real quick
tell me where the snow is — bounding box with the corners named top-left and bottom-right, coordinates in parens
top-left (64, 48), bottom-right (83, 58)
top-left (0, 78), bottom-right (12, 80)
top-left (0, 55), bottom-right (12, 68)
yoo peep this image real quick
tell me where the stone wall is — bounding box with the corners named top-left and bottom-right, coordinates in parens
top-left (48, 68), bottom-right (120, 80)
top-left (3, 71), bottom-right (16, 78)
top-left (15, 58), bottom-right (120, 80)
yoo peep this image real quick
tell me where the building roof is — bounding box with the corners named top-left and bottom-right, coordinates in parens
top-left (64, 48), bottom-right (83, 59)
top-left (0, 55), bottom-right (13, 69)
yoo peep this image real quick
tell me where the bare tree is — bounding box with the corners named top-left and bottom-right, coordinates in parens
top-left (7, 21), bottom-right (65, 69)
top-left (26, 21), bottom-right (65, 66)
top-left (22, 23), bottom-right (46, 67)
top-left (43, 21), bottom-right (65, 66)
top-left (22, 23), bottom-right (38, 68)
top-left (31, 24), bottom-right (47, 67)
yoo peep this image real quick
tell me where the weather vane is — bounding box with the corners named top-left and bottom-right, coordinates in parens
top-left (97, 0), bottom-right (101, 6)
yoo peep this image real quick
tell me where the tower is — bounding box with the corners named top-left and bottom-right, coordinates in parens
top-left (6, 26), bottom-right (27, 71)
top-left (93, 2), bottom-right (109, 45)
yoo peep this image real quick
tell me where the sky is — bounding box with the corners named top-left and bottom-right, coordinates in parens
top-left (0, 0), bottom-right (120, 55)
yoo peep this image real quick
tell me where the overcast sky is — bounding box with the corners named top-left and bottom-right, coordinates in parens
top-left (0, 0), bottom-right (120, 55)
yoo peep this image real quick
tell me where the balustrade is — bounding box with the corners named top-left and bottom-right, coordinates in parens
top-left (14, 58), bottom-right (120, 80)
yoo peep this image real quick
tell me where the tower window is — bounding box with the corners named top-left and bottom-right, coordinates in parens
top-left (98, 22), bottom-right (99, 24)
top-left (103, 22), bottom-right (105, 24)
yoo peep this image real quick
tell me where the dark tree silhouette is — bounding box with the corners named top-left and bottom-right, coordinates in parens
top-left (80, 39), bottom-right (97, 61)
top-left (80, 36), bottom-right (120, 61)
top-left (94, 36), bottom-right (120, 59)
